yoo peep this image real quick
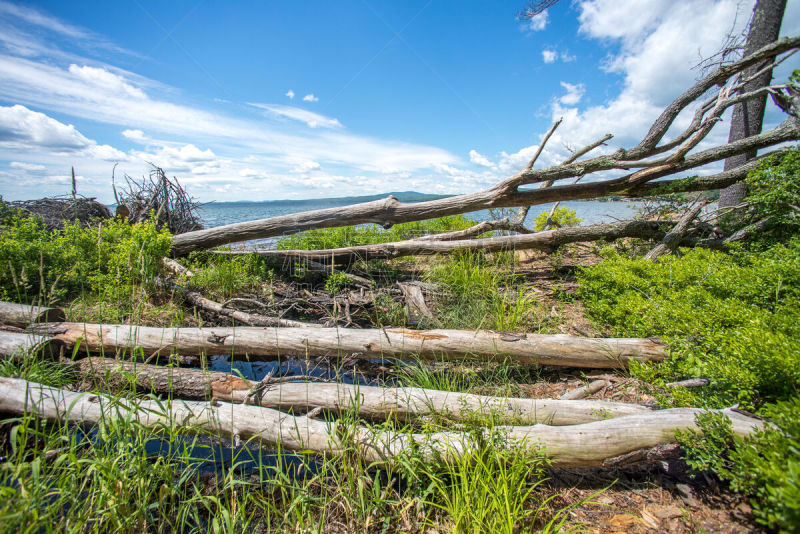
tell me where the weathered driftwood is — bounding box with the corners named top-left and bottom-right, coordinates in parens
top-left (221, 220), bottom-right (668, 263)
top-left (559, 379), bottom-right (609, 400)
top-left (75, 357), bottom-right (651, 425)
top-left (0, 376), bottom-right (763, 467)
top-left (0, 301), bottom-right (65, 328)
top-left (666, 378), bottom-right (710, 388)
top-left (397, 282), bottom-right (435, 324)
top-left (169, 38), bottom-right (800, 255)
top-left (157, 277), bottom-right (320, 328)
top-left (34, 322), bottom-right (666, 369)
top-left (644, 200), bottom-right (707, 261)
top-left (0, 330), bottom-right (63, 360)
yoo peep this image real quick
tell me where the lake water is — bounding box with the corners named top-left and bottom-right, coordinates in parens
top-left (197, 198), bottom-right (643, 248)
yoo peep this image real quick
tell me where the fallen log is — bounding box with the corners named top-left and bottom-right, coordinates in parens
top-left (0, 376), bottom-right (763, 467)
top-left (34, 322), bottom-right (666, 369)
top-left (75, 357), bottom-right (650, 425)
top-left (559, 379), bottom-right (609, 400)
top-left (219, 220), bottom-right (669, 263)
top-left (0, 330), bottom-right (63, 360)
top-left (0, 301), bottom-right (65, 328)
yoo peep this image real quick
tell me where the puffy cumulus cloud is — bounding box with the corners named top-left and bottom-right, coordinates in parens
top-left (285, 89), bottom-right (295, 99)
top-left (468, 149), bottom-right (494, 168)
top-left (68, 64), bottom-right (146, 100)
top-left (122, 129), bottom-right (148, 143)
top-left (559, 82), bottom-right (585, 106)
top-left (249, 103), bottom-right (342, 129)
top-left (9, 161), bottom-right (45, 171)
top-left (302, 93), bottom-right (319, 102)
top-left (87, 143), bottom-right (126, 161)
top-left (132, 143), bottom-right (217, 172)
top-left (542, 49), bottom-right (557, 63)
top-left (0, 104), bottom-right (91, 150)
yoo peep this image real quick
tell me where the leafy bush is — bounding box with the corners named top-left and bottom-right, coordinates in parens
top-left (678, 400), bottom-right (800, 532)
top-left (743, 145), bottom-right (800, 243)
top-left (187, 253), bottom-right (272, 301)
top-left (276, 215), bottom-right (478, 250)
top-left (0, 210), bottom-right (171, 303)
top-left (577, 241), bottom-right (800, 409)
top-left (533, 206), bottom-right (582, 231)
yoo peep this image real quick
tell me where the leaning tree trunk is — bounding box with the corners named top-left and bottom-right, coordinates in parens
top-left (33, 322), bottom-right (666, 369)
top-left (719, 0), bottom-right (788, 208)
top-left (0, 376), bottom-right (763, 467)
top-left (75, 357), bottom-right (652, 425)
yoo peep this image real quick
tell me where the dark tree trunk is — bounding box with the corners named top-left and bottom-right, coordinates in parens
top-left (719, 0), bottom-right (788, 208)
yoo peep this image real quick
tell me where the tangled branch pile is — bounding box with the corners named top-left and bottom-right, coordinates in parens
top-left (6, 196), bottom-right (112, 230)
top-left (114, 166), bottom-right (203, 234)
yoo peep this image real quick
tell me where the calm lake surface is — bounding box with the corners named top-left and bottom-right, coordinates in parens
top-left (197, 198), bottom-right (643, 248)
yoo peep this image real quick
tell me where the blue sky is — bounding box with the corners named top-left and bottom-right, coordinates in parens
top-left (0, 0), bottom-right (798, 202)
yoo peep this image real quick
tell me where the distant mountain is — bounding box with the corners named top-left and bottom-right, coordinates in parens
top-left (210, 191), bottom-right (454, 206)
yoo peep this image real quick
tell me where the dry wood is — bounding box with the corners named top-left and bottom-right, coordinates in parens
top-left (220, 220), bottom-right (668, 264)
top-left (33, 322), bottom-right (666, 368)
top-left (559, 379), bottom-right (609, 400)
top-left (0, 376), bottom-right (763, 467)
top-left (0, 301), bottom-right (65, 328)
top-left (74, 357), bottom-right (652, 425)
top-left (170, 38), bottom-right (800, 255)
top-left (666, 378), bottom-right (710, 388)
top-left (0, 330), bottom-right (63, 360)
top-left (160, 257), bottom-right (194, 278)
top-left (397, 282), bottom-right (435, 324)
top-left (157, 277), bottom-right (320, 328)
top-left (644, 200), bottom-right (707, 261)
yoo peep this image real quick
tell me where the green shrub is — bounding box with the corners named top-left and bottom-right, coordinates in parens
top-left (0, 211), bottom-right (171, 303)
top-left (187, 253), bottom-right (272, 301)
top-left (678, 400), bottom-right (800, 532)
top-left (533, 206), bottom-right (582, 231)
top-left (577, 241), bottom-right (800, 409)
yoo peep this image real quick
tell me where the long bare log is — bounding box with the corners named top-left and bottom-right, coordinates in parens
top-left (170, 38), bottom-right (800, 255)
top-left (0, 301), bottom-right (65, 328)
top-left (219, 220), bottom-right (667, 264)
top-left (74, 357), bottom-right (651, 425)
top-left (33, 322), bottom-right (666, 368)
top-left (0, 330), bottom-right (63, 360)
top-left (0, 376), bottom-right (762, 467)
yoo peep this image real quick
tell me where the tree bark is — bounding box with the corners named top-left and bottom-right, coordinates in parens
top-left (33, 322), bottom-right (666, 369)
top-left (644, 201), bottom-right (706, 261)
top-left (0, 330), bottom-right (63, 360)
top-left (0, 301), bottom-right (65, 328)
top-left (74, 357), bottom-right (652, 425)
top-left (0, 376), bottom-right (763, 467)
top-left (719, 0), bottom-right (788, 208)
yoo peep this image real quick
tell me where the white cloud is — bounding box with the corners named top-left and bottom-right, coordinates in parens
top-left (68, 64), bottom-right (146, 99)
top-left (302, 93), bottom-right (319, 102)
top-left (542, 47), bottom-right (576, 64)
top-left (469, 149), bottom-right (494, 168)
top-left (122, 129), bottom-right (147, 143)
top-left (559, 82), bottom-right (585, 106)
top-left (285, 89), bottom-right (295, 99)
top-left (9, 161), bottom-right (45, 171)
top-left (250, 103), bottom-right (342, 129)
top-left (0, 104), bottom-right (91, 150)
top-left (525, 11), bottom-right (549, 31)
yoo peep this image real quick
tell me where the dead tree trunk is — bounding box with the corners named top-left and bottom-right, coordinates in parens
top-left (719, 0), bottom-right (789, 208)
top-left (33, 322), bottom-right (666, 369)
top-left (221, 220), bottom-right (668, 264)
top-left (168, 38), bottom-right (800, 255)
top-left (0, 376), bottom-right (763, 467)
top-left (74, 357), bottom-right (652, 425)
top-left (0, 301), bottom-right (65, 328)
